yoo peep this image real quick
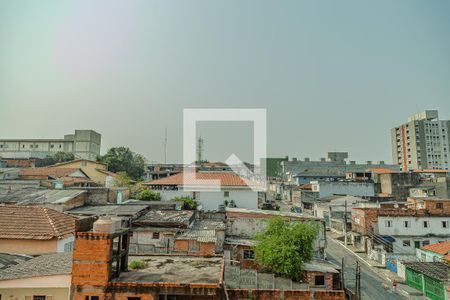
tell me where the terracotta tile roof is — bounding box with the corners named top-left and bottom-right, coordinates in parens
top-left (19, 167), bottom-right (84, 179)
top-left (52, 159), bottom-right (107, 167)
top-left (0, 205), bottom-right (77, 240)
top-left (421, 241), bottom-right (450, 255)
top-left (443, 254), bottom-right (450, 262)
top-left (143, 172), bottom-right (254, 187)
top-left (300, 183), bottom-right (312, 190)
top-left (95, 168), bottom-right (117, 177)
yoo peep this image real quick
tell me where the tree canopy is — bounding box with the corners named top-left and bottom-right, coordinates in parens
top-left (254, 217), bottom-right (318, 279)
top-left (97, 147), bottom-right (145, 180)
top-left (36, 152), bottom-right (75, 167)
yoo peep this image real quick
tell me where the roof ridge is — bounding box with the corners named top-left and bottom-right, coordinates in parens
top-left (42, 206), bottom-right (59, 237)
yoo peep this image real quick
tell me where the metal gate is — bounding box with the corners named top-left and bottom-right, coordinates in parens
top-left (424, 276), bottom-right (445, 300)
top-left (405, 268), bottom-right (423, 292)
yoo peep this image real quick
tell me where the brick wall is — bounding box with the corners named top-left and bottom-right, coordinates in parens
top-left (352, 208), bottom-right (379, 235)
top-left (173, 240), bottom-right (216, 256)
top-left (284, 290), bottom-right (310, 300)
top-left (252, 289), bottom-right (280, 300)
top-left (72, 233), bottom-right (112, 287)
top-left (226, 289), bottom-right (345, 300)
top-left (227, 289), bottom-right (250, 299)
top-left (303, 271), bottom-right (334, 290)
top-left (424, 199), bottom-right (450, 215)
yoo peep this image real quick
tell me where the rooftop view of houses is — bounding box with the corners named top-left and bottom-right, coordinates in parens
top-left (1, 2), bottom-right (450, 299)
top-left (0, 110), bottom-right (450, 300)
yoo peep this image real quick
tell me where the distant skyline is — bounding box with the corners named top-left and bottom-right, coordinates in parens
top-left (1, 1), bottom-right (449, 163)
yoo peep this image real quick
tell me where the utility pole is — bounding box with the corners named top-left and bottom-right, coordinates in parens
top-left (355, 260), bottom-right (361, 300)
top-left (341, 257), bottom-right (345, 290)
top-left (344, 200), bottom-right (348, 246)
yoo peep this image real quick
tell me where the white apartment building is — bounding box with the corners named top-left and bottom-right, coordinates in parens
top-left (391, 110), bottom-right (450, 171)
top-left (0, 130), bottom-right (101, 160)
top-left (378, 214), bottom-right (450, 254)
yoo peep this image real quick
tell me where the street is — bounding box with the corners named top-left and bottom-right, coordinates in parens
top-left (325, 237), bottom-right (406, 300)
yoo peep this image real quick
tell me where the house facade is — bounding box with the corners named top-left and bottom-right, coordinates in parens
top-left (144, 172), bottom-right (260, 211)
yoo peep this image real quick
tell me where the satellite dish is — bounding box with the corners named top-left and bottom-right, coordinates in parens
top-left (394, 204), bottom-right (399, 208)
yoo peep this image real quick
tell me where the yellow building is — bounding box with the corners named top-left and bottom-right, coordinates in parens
top-left (0, 253), bottom-right (71, 300)
top-left (53, 159), bottom-right (116, 186)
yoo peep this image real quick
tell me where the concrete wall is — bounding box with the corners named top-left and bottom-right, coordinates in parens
top-left (56, 235), bottom-right (75, 253)
top-left (0, 238), bottom-right (57, 255)
top-left (0, 286), bottom-right (70, 300)
top-left (156, 189), bottom-right (258, 211)
top-left (313, 181), bottom-right (375, 198)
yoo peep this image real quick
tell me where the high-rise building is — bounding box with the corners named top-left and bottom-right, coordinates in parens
top-left (391, 110), bottom-right (450, 171)
top-left (0, 129), bottom-right (101, 160)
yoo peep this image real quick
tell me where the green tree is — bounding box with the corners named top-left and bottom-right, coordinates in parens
top-left (97, 147), bottom-right (145, 180)
top-left (136, 189), bottom-right (161, 201)
top-left (36, 152), bottom-right (75, 167)
top-left (174, 196), bottom-right (198, 210)
top-left (254, 217), bottom-right (318, 279)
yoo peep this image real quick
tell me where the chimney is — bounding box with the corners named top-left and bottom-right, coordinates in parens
top-left (366, 161), bottom-right (372, 165)
top-left (304, 157), bottom-right (310, 162)
top-left (320, 158), bottom-right (326, 162)
top-left (72, 217), bottom-right (131, 294)
top-left (378, 161), bottom-right (385, 165)
top-left (350, 161), bottom-right (356, 165)
top-left (292, 157), bottom-right (297, 162)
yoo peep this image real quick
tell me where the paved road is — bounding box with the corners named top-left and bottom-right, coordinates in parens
top-left (325, 237), bottom-right (406, 300)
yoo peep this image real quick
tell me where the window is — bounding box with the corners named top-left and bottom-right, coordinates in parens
top-left (64, 241), bottom-right (74, 252)
top-left (423, 221), bottom-right (429, 228)
top-left (385, 220), bottom-right (392, 228)
top-left (152, 232), bottom-right (160, 239)
top-left (50, 144), bottom-right (54, 148)
top-left (436, 203), bottom-right (443, 209)
top-left (402, 240), bottom-right (411, 247)
top-left (442, 221), bottom-right (449, 228)
top-left (404, 221), bottom-right (410, 228)
top-left (59, 145), bottom-right (62, 149)
top-left (33, 297), bottom-right (46, 300)
top-left (85, 297), bottom-right (99, 300)
top-left (128, 298), bottom-right (141, 300)
top-left (314, 275), bottom-right (325, 286)
top-left (243, 249), bottom-right (255, 260)
top-left (414, 241), bottom-right (421, 249)
top-left (422, 240), bottom-right (430, 246)
top-left (224, 191), bottom-right (230, 197)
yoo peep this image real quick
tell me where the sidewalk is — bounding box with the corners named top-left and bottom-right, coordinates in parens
top-left (327, 233), bottom-right (428, 299)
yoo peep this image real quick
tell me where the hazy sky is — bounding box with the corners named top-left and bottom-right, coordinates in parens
top-left (1, 0), bottom-right (449, 164)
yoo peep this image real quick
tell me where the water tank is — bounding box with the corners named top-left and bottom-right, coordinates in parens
top-left (93, 216), bottom-right (116, 233)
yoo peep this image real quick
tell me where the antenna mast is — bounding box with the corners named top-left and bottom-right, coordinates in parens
top-left (164, 128), bottom-right (168, 164)
top-left (197, 136), bottom-right (204, 163)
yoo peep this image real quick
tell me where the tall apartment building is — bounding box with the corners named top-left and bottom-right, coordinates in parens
top-left (0, 130), bottom-right (101, 160)
top-left (391, 110), bottom-right (450, 171)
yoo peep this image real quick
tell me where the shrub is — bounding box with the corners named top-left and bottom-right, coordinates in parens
top-left (129, 260), bottom-right (147, 269)
top-left (136, 189), bottom-right (161, 201)
top-left (174, 196), bottom-right (198, 210)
